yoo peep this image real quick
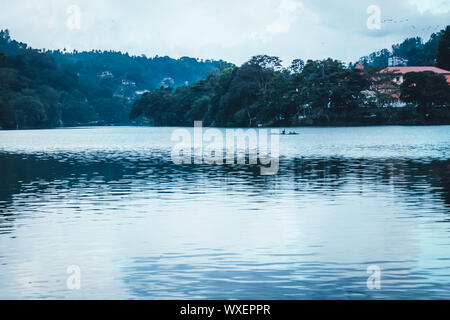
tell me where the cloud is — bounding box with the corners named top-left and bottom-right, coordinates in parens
top-left (267, 0), bottom-right (302, 34)
top-left (0, 0), bottom-right (448, 65)
top-left (408, 0), bottom-right (450, 14)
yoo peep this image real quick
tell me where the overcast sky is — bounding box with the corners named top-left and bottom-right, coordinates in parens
top-left (1, 0), bottom-right (449, 65)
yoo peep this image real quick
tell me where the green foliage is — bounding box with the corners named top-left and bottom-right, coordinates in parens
top-left (300, 59), bottom-right (368, 109)
top-left (1, 27), bottom-right (449, 129)
top-left (400, 72), bottom-right (450, 108)
top-left (437, 26), bottom-right (450, 71)
top-left (392, 37), bottom-right (426, 66)
top-left (360, 49), bottom-right (391, 68)
top-left (0, 30), bottom-right (225, 129)
top-left (131, 56), bottom-right (371, 127)
top-left (359, 26), bottom-right (448, 67)
top-left (130, 88), bottom-right (175, 125)
top-left (48, 50), bottom-right (225, 94)
top-left (9, 96), bottom-right (47, 127)
top-left (0, 30), bottom-right (27, 56)
top-left (0, 48), bottom-right (113, 129)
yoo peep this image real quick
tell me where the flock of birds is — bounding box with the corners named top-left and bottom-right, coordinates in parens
top-left (381, 18), bottom-right (446, 32)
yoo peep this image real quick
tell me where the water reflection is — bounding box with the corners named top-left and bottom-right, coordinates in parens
top-left (0, 126), bottom-right (449, 299)
top-left (1, 152), bottom-right (449, 218)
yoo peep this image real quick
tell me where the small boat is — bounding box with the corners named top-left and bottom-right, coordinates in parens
top-left (276, 130), bottom-right (300, 135)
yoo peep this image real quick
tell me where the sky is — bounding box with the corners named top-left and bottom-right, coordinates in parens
top-left (1, 0), bottom-right (449, 65)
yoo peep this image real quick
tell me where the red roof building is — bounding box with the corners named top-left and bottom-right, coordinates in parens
top-left (355, 62), bottom-right (364, 71)
top-left (380, 66), bottom-right (450, 85)
top-left (372, 66), bottom-right (450, 102)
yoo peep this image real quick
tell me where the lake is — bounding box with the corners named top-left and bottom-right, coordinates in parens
top-left (0, 126), bottom-right (449, 299)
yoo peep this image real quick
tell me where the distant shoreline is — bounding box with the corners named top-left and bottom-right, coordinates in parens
top-left (3, 105), bottom-right (450, 130)
top-left (2, 122), bottom-right (450, 131)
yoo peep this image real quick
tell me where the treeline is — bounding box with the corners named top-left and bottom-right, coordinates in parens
top-left (1, 26), bottom-right (449, 129)
top-left (358, 26), bottom-right (450, 69)
top-left (49, 50), bottom-right (226, 91)
top-left (0, 42), bottom-right (130, 129)
top-left (0, 29), bottom-right (224, 129)
top-left (131, 57), bottom-right (372, 127)
top-left (130, 28), bottom-right (450, 127)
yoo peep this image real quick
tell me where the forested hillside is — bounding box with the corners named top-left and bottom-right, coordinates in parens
top-left (130, 57), bottom-right (374, 127)
top-left (0, 30), bottom-right (225, 129)
top-left (1, 26), bottom-right (449, 129)
top-left (357, 27), bottom-right (447, 67)
top-left (132, 27), bottom-right (450, 127)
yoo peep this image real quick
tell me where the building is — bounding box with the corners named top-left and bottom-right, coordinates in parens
top-left (135, 90), bottom-right (150, 96)
top-left (355, 62), bottom-right (364, 70)
top-left (388, 56), bottom-right (408, 67)
top-left (379, 66), bottom-right (450, 85)
top-left (374, 66), bottom-right (450, 106)
top-left (99, 71), bottom-right (113, 78)
top-left (121, 80), bottom-right (136, 86)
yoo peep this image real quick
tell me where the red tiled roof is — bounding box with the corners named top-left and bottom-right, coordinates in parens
top-left (380, 66), bottom-right (450, 74)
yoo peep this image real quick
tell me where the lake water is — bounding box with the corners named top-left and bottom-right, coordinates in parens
top-left (0, 126), bottom-right (449, 299)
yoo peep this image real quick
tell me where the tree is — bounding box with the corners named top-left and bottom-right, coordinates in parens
top-left (437, 26), bottom-right (450, 71)
top-left (423, 30), bottom-right (445, 65)
top-left (358, 27), bottom-right (447, 67)
top-left (129, 88), bottom-right (174, 125)
top-left (186, 95), bottom-right (211, 123)
top-left (392, 37), bottom-right (425, 66)
top-left (247, 55), bottom-right (282, 71)
top-left (300, 59), bottom-right (369, 111)
top-left (368, 49), bottom-right (391, 67)
top-left (0, 29), bottom-right (229, 129)
top-left (289, 59), bottom-right (305, 74)
top-left (400, 72), bottom-right (450, 108)
top-left (9, 96), bottom-right (47, 128)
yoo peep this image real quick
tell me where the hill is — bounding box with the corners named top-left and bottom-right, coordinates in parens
top-left (0, 29), bottom-right (226, 129)
top-left (357, 28), bottom-right (446, 67)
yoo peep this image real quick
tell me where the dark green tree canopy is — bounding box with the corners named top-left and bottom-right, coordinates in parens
top-left (1, 27), bottom-right (449, 129)
top-left (437, 26), bottom-right (450, 71)
top-left (130, 57), bottom-right (371, 127)
top-left (401, 72), bottom-right (450, 108)
top-left (358, 27), bottom-right (448, 67)
top-left (0, 30), bottom-right (226, 129)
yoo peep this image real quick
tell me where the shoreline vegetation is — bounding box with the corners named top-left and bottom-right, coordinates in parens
top-left (3, 109), bottom-right (450, 131)
top-left (1, 27), bottom-right (449, 130)
top-left (3, 108), bottom-right (448, 130)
